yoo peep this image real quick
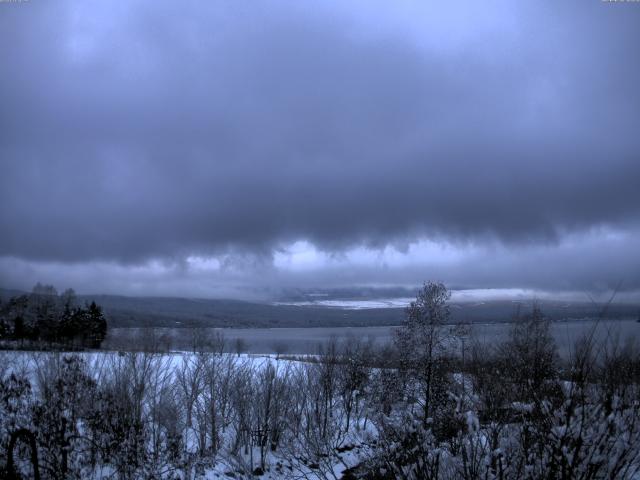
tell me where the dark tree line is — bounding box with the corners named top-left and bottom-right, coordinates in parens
top-left (0, 284), bottom-right (107, 349)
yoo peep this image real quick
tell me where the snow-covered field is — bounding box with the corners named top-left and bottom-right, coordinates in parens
top-left (2, 318), bottom-right (640, 479)
top-left (0, 349), bottom-right (376, 479)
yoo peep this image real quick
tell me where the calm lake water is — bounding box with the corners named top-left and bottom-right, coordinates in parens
top-left (105, 318), bottom-right (640, 356)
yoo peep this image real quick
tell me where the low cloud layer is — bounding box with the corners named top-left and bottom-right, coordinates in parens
top-left (1, 0), bottom-right (639, 297)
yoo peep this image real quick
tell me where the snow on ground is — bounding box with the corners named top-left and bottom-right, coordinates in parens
top-left (274, 298), bottom-right (413, 309)
top-left (0, 350), bottom-right (373, 479)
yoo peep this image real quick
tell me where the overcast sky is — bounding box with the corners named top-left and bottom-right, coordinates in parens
top-left (1, 0), bottom-right (639, 300)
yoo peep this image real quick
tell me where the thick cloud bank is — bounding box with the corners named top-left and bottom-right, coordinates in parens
top-left (1, 0), bottom-right (639, 296)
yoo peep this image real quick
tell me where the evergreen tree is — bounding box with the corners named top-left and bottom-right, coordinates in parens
top-left (0, 285), bottom-right (107, 348)
top-left (87, 302), bottom-right (107, 348)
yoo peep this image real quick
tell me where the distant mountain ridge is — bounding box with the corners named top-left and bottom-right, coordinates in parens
top-left (1, 288), bottom-right (638, 328)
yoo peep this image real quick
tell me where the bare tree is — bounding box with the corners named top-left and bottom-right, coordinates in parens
top-left (234, 337), bottom-right (249, 357)
top-left (271, 341), bottom-right (290, 360)
top-left (337, 338), bottom-right (370, 434)
top-left (499, 302), bottom-right (559, 402)
top-left (394, 281), bottom-right (453, 428)
top-left (175, 354), bottom-right (205, 431)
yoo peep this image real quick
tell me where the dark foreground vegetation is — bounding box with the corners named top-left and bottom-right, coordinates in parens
top-left (1, 282), bottom-right (639, 479)
top-left (0, 284), bottom-right (107, 350)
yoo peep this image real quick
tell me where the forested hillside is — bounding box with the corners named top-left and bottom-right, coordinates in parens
top-left (3, 288), bottom-right (638, 329)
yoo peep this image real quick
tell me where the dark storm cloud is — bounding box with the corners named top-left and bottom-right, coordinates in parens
top-left (0, 0), bottom-right (639, 294)
top-left (2, 229), bottom-right (639, 299)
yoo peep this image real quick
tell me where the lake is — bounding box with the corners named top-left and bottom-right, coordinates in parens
top-left (104, 318), bottom-right (640, 357)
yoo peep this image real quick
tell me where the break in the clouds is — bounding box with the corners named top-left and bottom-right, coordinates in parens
top-left (1, 0), bottom-right (639, 297)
